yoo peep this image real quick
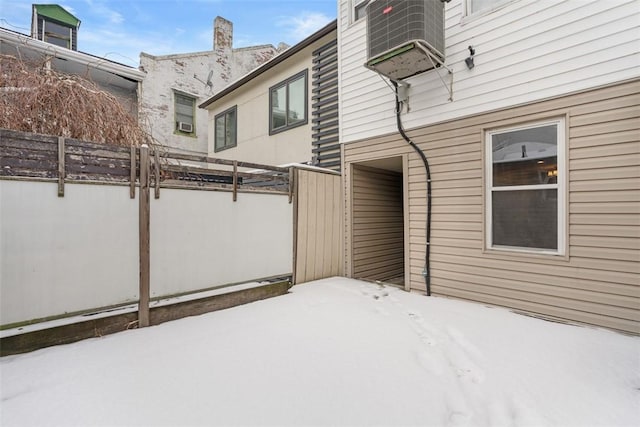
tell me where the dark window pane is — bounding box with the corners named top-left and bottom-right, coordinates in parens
top-left (492, 124), bottom-right (558, 186)
top-left (45, 35), bottom-right (69, 48)
top-left (175, 94), bottom-right (194, 126)
top-left (492, 189), bottom-right (557, 250)
top-left (44, 20), bottom-right (71, 48)
top-left (226, 109), bottom-right (236, 146)
top-left (214, 107), bottom-right (236, 150)
top-left (355, 2), bottom-right (367, 20)
top-left (288, 76), bottom-right (305, 125)
top-left (215, 116), bottom-right (225, 150)
top-left (493, 157), bottom-right (558, 186)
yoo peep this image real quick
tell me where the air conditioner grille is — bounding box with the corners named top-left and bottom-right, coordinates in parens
top-left (367, 0), bottom-right (444, 61)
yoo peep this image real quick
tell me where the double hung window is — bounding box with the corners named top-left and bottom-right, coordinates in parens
top-left (175, 92), bottom-right (196, 135)
top-left (486, 119), bottom-right (565, 254)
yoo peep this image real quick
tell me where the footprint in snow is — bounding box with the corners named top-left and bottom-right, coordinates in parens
top-left (444, 333), bottom-right (486, 384)
top-left (415, 349), bottom-right (444, 376)
top-left (374, 305), bottom-right (390, 317)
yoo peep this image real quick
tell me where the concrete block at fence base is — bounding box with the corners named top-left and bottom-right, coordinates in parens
top-left (0, 280), bottom-right (292, 356)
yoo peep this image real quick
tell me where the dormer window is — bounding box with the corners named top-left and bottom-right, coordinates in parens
top-left (42, 20), bottom-right (72, 48)
top-left (31, 4), bottom-right (81, 51)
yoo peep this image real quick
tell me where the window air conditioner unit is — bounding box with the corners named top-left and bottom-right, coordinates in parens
top-left (365, 0), bottom-right (446, 81)
top-left (178, 122), bottom-right (193, 133)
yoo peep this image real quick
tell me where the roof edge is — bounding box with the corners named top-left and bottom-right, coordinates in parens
top-left (0, 28), bottom-right (145, 81)
top-left (199, 19), bottom-right (337, 110)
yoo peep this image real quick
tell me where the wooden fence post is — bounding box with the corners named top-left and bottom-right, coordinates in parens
top-left (57, 137), bottom-right (65, 197)
top-left (154, 148), bottom-right (161, 199)
top-left (291, 167), bottom-right (298, 285)
top-left (232, 160), bottom-right (238, 202)
top-left (288, 166), bottom-right (294, 204)
top-left (138, 144), bottom-right (150, 327)
top-left (130, 146), bottom-right (136, 199)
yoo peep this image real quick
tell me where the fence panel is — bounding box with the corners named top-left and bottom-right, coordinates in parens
top-left (294, 168), bottom-right (343, 284)
top-left (0, 180), bottom-right (139, 325)
top-left (1, 129), bottom-right (294, 329)
top-left (150, 190), bottom-right (292, 297)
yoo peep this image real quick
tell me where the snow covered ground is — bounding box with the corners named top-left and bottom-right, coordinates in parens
top-left (1, 277), bottom-right (638, 426)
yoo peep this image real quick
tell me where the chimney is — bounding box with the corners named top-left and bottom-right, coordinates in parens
top-left (213, 16), bottom-right (233, 53)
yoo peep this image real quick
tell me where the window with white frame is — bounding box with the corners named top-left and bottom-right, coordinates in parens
top-left (353, 0), bottom-right (369, 21)
top-left (214, 105), bottom-right (237, 152)
top-left (486, 119), bottom-right (565, 254)
top-left (174, 92), bottom-right (196, 135)
top-left (466, 0), bottom-right (509, 15)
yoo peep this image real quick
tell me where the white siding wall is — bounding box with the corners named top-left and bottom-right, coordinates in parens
top-left (338, 0), bottom-right (640, 143)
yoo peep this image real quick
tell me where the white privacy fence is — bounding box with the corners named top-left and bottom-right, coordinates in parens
top-left (0, 130), bottom-right (293, 328)
top-left (1, 180), bottom-right (140, 325)
top-left (0, 180), bottom-right (292, 326)
top-left (150, 189), bottom-right (292, 298)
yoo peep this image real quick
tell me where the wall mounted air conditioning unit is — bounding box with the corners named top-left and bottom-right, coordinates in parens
top-left (178, 122), bottom-right (193, 133)
top-left (365, 0), bottom-right (446, 81)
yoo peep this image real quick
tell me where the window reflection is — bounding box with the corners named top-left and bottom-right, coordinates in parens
top-left (288, 76), bottom-right (305, 125)
top-left (492, 125), bottom-right (558, 186)
top-left (269, 70), bottom-right (307, 133)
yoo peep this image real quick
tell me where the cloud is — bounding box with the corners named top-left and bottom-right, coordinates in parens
top-left (60, 4), bottom-right (77, 16)
top-left (277, 11), bottom-right (332, 43)
top-left (84, 0), bottom-right (123, 25)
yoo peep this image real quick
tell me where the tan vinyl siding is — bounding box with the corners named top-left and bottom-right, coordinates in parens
top-left (343, 79), bottom-right (640, 334)
top-left (351, 165), bottom-right (404, 282)
top-left (294, 169), bottom-right (343, 284)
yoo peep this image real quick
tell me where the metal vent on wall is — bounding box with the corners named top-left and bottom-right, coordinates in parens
top-left (366, 0), bottom-right (445, 81)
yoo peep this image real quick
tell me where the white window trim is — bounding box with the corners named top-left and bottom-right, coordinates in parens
top-left (462, 0), bottom-right (516, 22)
top-left (351, 0), bottom-right (369, 24)
top-left (484, 118), bottom-right (566, 256)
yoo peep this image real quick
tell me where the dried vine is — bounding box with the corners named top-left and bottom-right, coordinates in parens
top-left (0, 55), bottom-right (152, 146)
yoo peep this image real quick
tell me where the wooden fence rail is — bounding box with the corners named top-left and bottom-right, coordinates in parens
top-left (0, 129), bottom-right (291, 197)
top-left (1, 128), bottom-right (296, 350)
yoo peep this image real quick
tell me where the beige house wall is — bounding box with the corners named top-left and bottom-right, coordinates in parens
top-left (342, 79), bottom-right (640, 334)
top-left (351, 165), bottom-right (404, 283)
top-left (206, 31), bottom-right (336, 166)
top-left (294, 168), bottom-right (343, 284)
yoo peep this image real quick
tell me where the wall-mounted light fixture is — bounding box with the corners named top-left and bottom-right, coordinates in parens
top-left (465, 46), bottom-right (475, 70)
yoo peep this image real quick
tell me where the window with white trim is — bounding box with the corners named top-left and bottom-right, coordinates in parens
top-left (486, 119), bottom-right (565, 254)
top-left (353, 0), bottom-right (369, 21)
top-left (466, 0), bottom-right (510, 15)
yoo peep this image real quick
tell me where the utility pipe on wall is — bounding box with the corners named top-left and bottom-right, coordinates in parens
top-left (392, 81), bottom-right (432, 296)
